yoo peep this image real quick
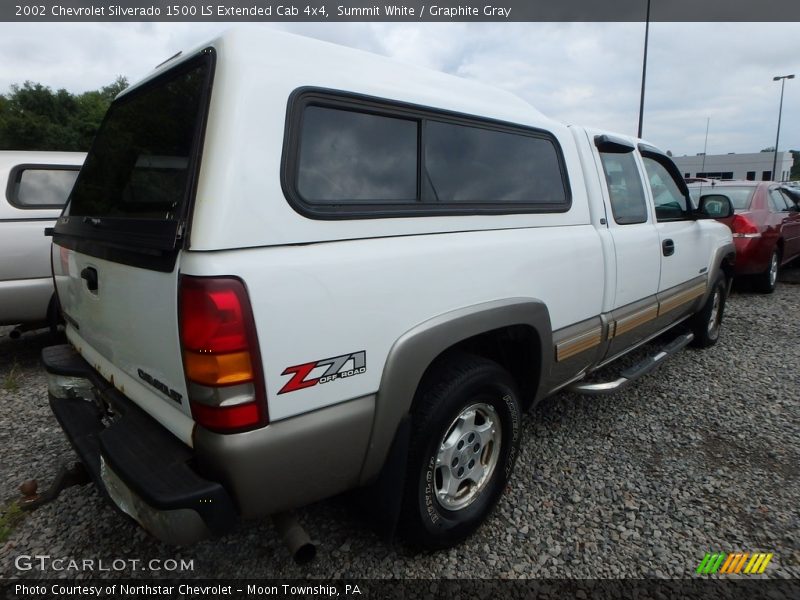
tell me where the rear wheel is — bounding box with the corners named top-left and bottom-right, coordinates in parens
top-left (690, 273), bottom-right (727, 348)
top-left (399, 353), bottom-right (522, 549)
top-left (754, 248), bottom-right (780, 294)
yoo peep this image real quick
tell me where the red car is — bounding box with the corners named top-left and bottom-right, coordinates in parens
top-left (689, 181), bottom-right (800, 293)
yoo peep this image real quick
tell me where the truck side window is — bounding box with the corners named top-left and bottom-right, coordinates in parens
top-left (297, 106), bottom-right (418, 203)
top-left (8, 167), bottom-right (80, 209)
top-left (598, 152), bottom-right (648, 224)
top-left (286, 90), bottom-right (572, 217)
top-left (642, 157), bottom-right (690, 221)
top-left (424, 120), bottom-right (566, 205)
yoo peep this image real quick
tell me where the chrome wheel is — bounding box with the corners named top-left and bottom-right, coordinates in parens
top-left (707, 288), bottom-right (722, 339)
top-left (769, 251), bottom-right (779, 288)
top-left (434, 402), bottom-right (501, 511)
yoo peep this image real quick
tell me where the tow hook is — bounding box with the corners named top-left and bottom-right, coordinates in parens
top-left (18, 462), bottom-right (91, 511)
top-left (272, 511), bottom-right (316, 565)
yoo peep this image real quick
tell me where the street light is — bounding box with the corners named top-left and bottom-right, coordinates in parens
top-left (772, 74), bottom-right (794, 182)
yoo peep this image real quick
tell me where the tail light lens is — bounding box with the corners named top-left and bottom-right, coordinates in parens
top-left (731, 214), bottom-right (761, 238)
top-left (179, 276), bottom-right (267, 433)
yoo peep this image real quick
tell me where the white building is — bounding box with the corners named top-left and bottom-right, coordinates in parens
top-left (671, 151), bottom-right (794, 182)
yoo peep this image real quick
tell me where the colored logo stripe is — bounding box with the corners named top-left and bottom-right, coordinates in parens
top-left (698, 552), bottom-right (774, 575)
top-left (697, 553), bottom-right (726, 574)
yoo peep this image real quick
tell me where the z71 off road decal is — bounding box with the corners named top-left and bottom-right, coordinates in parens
top-left (278, 351), bottom-right (366, 395)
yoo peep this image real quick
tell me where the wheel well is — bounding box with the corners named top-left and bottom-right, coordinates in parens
top-left (414, 325), bottom-right (542, 410)
top-left (720, 251), bottom-right (736, 282)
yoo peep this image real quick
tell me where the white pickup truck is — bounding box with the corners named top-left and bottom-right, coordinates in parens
top-left (42, 29), bottom-right (735, 550)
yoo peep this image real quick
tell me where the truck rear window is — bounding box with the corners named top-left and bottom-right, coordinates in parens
top-left (67, 54), bottom-right (211, 223)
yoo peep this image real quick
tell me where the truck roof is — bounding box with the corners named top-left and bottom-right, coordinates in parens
top-left (127, 27), bottom-right (555, 132)
top-left (117, 28), bottom-right (590, 250)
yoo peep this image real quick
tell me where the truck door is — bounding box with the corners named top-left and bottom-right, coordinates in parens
top-left (639, 148), bottom-right (712, 300)
top-left (594, 135), bottom-right (662, 358)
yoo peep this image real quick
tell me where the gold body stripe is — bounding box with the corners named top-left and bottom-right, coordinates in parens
top-left (551, 279), bottom-right (708, 361)
top-left (658, 282), bottom-right (707, 316)
top-left (556, 327), bottom-right (603, 362)
top-left (612, 305), bottom-right (659, 338)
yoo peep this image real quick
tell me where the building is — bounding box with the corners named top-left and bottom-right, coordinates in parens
top-left (671, 151), bottom-right (794, 182)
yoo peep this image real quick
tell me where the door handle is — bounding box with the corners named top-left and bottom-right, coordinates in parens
top-left (662, 239), bottom-right (675, 257)
top-left (80, 267), bottom-right (98, 292)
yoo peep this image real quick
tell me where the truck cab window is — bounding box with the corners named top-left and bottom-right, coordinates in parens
top-left (642, 157), bottom-right (690, 221)
top-left (598, 151), bottom-right (648, 224)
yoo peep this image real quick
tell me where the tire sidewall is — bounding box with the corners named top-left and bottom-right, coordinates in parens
top-left (691, 272), bottom-right (727, 347)
top-left (413, 371), bottom-right (521, 544)
top-left (767, 249), bottom-right (780, 292)
top-left (705, 278), bottom-right (726, 342)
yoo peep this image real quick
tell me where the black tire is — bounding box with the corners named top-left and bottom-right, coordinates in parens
top-left (754, 247), bottom-right (780, 294)
top-left (399, 353), bottom-right (522, 549)
top-left (690, 273), bottom-right (727, 348)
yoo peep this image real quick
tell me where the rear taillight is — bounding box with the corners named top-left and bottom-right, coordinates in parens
top-left (179, 276), bottom-right (267, 433)
top-left (731, 214), bottom-right (761, 238)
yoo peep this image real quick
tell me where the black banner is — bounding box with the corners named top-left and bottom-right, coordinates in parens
top-left (2, 579), bottom-right (800, 600)
top-left (3, 0), bottom-right (800, 22)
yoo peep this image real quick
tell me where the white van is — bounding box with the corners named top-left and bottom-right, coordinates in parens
top-left (42, 29), bottom-right (734, 549)
top-left (0, 151), bottom-right (85, 332)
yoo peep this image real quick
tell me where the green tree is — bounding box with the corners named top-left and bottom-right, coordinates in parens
top-left (790, 150), bottom-right (799, 180)
top-left (0, 76), bottom-right (127, 151)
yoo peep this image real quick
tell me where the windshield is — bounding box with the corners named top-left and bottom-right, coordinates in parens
top-left (67, 54), bottom-right (210, 221)
top-left (688, 185), bottom-right (754, 210)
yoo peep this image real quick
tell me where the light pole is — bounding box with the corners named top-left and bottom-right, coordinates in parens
top-left (637, 0), bottom-right (651, 138)
top-left (772, 74), bottom-right (794, 182)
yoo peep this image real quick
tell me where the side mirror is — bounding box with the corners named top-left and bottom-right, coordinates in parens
top-left (696, 194), bottom-right (734, 219)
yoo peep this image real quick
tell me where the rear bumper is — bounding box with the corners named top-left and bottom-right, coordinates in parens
top-left (42, 344), bottom-right (237, 545)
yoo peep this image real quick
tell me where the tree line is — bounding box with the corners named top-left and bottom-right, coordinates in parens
top-left (0, 77), bottom-right (127, 151)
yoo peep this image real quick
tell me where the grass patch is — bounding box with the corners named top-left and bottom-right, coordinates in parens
top-left (0, 501), bottom-right (25, 543)
top-left (3, 360), bottom-right (22, 392)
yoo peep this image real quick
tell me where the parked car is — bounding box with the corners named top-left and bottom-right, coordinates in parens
top-left (0, 151), bottom-right (85, 332)
top-left (688, 180), bottom-right (800, 292)
top-left (42, 29), bottom-right (734, 551)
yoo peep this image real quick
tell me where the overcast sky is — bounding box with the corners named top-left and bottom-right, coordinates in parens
top-left (0, 21), bottom-right (797, 156)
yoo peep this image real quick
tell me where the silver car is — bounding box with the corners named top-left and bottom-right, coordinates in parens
top-left (1, 151), bottom-right (85, 333)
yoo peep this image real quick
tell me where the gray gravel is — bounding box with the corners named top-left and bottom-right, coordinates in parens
top-left (1, 271), bottom-right (798, 580)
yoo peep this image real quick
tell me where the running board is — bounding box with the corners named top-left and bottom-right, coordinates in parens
top-left (567, 332), bottom-right (694, 396)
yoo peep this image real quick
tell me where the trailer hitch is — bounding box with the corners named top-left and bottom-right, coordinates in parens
top-left (18, 462), bottom-right (91, 511)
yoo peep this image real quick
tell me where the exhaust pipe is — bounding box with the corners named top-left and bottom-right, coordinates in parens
top-left (272, 511), bottom-right (316, 565)
top-left (9, 328), bottom-right (22, 340)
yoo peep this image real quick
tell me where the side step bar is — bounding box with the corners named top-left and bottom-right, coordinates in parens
top-left (567, 331), bottom-right (694, 396)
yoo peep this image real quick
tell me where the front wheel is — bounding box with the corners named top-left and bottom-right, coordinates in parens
top-left (399, 353), bottom-right (522, 549)
top-left (690, 273), bottom-right (727, 348)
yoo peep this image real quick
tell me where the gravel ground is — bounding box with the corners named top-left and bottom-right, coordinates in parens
top-left (1, 271), bottom-right (798, 580)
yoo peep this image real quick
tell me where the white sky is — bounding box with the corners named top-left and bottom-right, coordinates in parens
top-left (0, 21), bottom-right (797, 157)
